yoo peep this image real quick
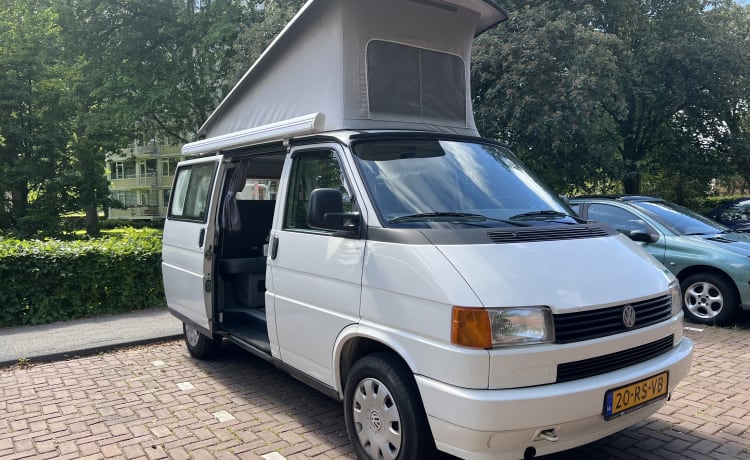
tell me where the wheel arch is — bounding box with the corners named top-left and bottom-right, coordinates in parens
top-left (333, 326), bottom-right (417, 399)
top-left (675, 265), bottom-right (740, 300)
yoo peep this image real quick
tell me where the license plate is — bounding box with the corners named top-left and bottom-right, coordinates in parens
top-left (603, 372), bottom-right (669, 420)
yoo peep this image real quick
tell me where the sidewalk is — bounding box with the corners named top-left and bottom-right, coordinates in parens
top-left (0, 308), bottom-right (183, 367)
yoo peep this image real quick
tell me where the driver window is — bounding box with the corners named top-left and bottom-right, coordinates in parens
top-left (283, 150), bottom-right (352, 231)
top-left (588, 204), bottom-right (650, 234)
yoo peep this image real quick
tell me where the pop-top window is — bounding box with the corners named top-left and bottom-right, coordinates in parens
top-left (366, 40), bottom-right (466, 124)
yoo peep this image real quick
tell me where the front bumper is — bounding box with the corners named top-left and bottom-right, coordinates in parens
top-left (416, 337), bottom-right (693, 460)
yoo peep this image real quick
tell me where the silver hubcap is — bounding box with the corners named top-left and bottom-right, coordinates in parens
top-left (351, 378), bottom-right (401, 459)
top-left (684, 281), bottom-right (723, 319)
top-left (185, 324), bottom-right (201, 347)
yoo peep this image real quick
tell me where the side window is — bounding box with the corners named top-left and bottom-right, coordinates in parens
top-left (588, 204), bottom-right (650, 234)
top-left (168, 162), bottom-right (217, 221)
top-left (283, 150), bottom-right (352, 231)
top-left (237, 179), bottom-right (279, 201)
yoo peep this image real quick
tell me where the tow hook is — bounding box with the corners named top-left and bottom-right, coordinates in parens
top-left (535, 428), bottom-right (559, 442)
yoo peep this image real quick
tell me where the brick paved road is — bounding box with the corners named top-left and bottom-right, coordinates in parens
top-left (1, 316), bottom-right (749, 460)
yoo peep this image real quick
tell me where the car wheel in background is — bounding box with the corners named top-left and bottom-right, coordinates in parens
top-left (681, 273), bottom-right (739, 326)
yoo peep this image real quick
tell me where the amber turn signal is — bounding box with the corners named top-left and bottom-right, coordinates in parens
top-left (451, 306), bottom-right (492, 349)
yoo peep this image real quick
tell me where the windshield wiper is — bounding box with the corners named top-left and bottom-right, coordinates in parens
top-left (509, 210), bottom-right (585, 223)
top-left (389, 212), bottom-right (528, 226)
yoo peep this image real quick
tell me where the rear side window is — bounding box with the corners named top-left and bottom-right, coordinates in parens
top-left (169, 162), bottom-right (217, 221)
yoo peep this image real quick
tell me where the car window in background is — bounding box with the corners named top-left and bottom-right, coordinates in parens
top-left (718, 199), bottom-right (750, 224)
top-left (633, 201), bottom-right (727, 235)
top-left (587, 204), bottom-right (650, 234)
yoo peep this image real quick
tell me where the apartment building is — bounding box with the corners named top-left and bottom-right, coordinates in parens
top-left (107, 143), bottom-right (182, 220)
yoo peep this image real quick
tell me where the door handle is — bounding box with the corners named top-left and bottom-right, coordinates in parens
top-left (198, 228), bottom-right (205, 247)
top-left (270, 235), bottom-right (279, 260)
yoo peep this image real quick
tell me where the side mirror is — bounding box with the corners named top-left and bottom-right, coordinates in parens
top-left (628, 230), bottom-right (658, 243)
top-left (307, 188), bottom-right (360, 234)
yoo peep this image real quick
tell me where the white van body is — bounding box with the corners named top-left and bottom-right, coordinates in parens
top-left (162, 1), bottom-right (693, 459)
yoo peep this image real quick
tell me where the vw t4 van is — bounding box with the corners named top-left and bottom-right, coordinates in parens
top-left (162, 0), bottom-right (693, 458)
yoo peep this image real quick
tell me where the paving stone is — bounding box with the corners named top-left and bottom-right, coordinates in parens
top-left (1, 319), bottom-right (750, 459)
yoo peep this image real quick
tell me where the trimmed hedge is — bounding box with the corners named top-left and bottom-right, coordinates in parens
top-left (0, 229), bottom-right (166, 328)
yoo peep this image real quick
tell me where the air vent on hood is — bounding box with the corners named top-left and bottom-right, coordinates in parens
top-left (706, 236), bottom-right (734, 244)
top-left (487, 225), bottom-right (611, 244)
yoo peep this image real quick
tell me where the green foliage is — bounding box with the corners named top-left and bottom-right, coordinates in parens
top-left (228, 0), bottom-right (306, 84)
top-left (0, 0), bottom-right (76, 237)
top-left (0, 229), bottom-right (165, 327)
top-left (473, 0), bottom-right (750, 199)
top-left (689, 194), bottom-right (748, 216)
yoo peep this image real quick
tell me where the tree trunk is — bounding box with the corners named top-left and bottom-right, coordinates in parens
top-left (85, 206), bottom-right (100, 237)
top-left (622, 160), bottom-right (641, 194)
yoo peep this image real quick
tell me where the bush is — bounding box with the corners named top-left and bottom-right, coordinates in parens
top-left (0, 228), bottom-right (166, 327)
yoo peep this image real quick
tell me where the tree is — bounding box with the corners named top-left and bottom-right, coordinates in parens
top-left (473, 1), bottom-right (626, 194)
top-left (63, 0), bottom-right (248, 144)
top-left (472, 0), bottom-right (750, 199)
top-left (0, 0), bottom-right (75, 236)
top-left (228, 0), bottom-right (306, 84)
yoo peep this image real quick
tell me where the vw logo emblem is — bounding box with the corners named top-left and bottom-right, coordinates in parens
top-left (622, 305), bottom-right (636, 328)
top-left (369, 410), bottom-right (382, 431)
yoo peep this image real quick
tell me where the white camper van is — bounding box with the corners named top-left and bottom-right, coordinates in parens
top-left (162, 1), bottom-right (693, 459)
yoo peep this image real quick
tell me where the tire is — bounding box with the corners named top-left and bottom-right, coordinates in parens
top-left (681, 273), bottom-right (739, 326)
top-left (183, 322), bottom-right (221, 359)
top-left (344, 352), bottom-right (435, 460)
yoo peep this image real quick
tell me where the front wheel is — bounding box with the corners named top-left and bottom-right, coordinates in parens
top-left (681, 273), bottom-right (739, 326)
top-left (183, 322), bottom-right (221, 359)
top-left (344, 353), bottom-right (435, 460)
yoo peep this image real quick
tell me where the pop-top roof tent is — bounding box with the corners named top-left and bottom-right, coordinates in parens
top-left (185, 0), bottom-right (508, 155)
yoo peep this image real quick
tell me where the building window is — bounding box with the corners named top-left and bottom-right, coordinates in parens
top-left (112, 161), bottom-right (137, 179)
top-left (113, 162), bottom-right (125, 179)
top-left (112, 190), bottom-right (138, 207)
top-left (162, 189), bottom-right (171, 208)
top-left (162, 157), bottom-right (179, 177)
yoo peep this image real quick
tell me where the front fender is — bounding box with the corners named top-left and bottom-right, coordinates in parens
top-left (331, 323), bottom-right (419, 398)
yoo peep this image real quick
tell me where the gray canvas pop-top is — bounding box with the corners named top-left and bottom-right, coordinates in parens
top-left (196, 0), bottom-right (508, 142)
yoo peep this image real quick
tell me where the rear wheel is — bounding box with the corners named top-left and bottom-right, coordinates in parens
top-left (344, 352), bottom-right (435, 460)
top-left (681, 273), bottom-right (739, 326)
top-left (183, 322), bottom-right (221, 359)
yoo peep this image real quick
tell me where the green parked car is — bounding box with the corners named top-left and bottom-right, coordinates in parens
top-left (570, 196), bottom-right (750, 326)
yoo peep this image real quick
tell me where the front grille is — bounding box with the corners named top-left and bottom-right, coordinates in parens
top-left (554, 295), bottom-right (673, 344)
top-left (487, 225), bottom-right (610, 244)
top-left (556, 335), bottom-right (674, 383)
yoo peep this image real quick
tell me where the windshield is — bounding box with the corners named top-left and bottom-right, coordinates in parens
top-left (351, 138), bottom-right (577, 228)
top-left (632, 200), bottom-right (729, 236)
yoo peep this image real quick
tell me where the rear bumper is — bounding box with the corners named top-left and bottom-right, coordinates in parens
top-left (416, 337), bottom-right (693, 460)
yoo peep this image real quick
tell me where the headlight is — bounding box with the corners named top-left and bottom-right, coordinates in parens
top-left (488, 307), bottom-right (555, 345)
top-left (670, 280), bottom-right (682, 315)
top-left (452, 306), bottom-right (554, 349)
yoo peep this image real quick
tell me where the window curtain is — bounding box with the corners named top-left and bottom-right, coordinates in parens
top-left (222, 160), bottom-right (248, 232)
